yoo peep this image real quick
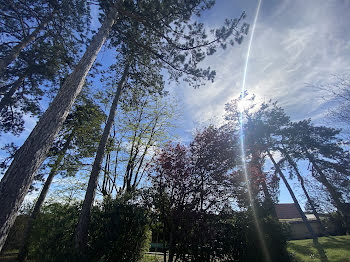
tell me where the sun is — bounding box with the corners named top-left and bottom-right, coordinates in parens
top-left (237, 99), bottom-right (250, 112)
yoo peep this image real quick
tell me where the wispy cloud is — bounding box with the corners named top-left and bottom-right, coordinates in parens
top-left (175, 0), bottom-right (350, 130)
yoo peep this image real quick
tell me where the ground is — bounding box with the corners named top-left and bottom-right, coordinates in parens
top-left (0, 250), bottom-right (18, 262)
top-left (287, 235), bottom-right (350, 262)
top-left (1, 236), bottom-right (349, 261)
top-left (144, 236), bottom-right (350, 262)
top-left (143, 253), bottom-right (164, 262)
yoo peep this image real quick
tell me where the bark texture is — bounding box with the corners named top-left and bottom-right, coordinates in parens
top-left (17, 133), bottom-right (73, 262)
top-left (74, 62), bottom-right (130, 254)
top-left (0, 8), bottom-right (117, 252)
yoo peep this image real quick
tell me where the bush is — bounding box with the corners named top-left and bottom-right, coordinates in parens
top-left (254, 214), bottom-right (291, 262)
top-left (26, 200), bottom-right (289, 262)
top-left (324, 212), bottom-right (347, 235)
top-left (28, 198), bottom-right (151, 262)
top-left (29, 202), bottom-right (80, 262)
top-left (167, 209), bottom-right (291, 262)
top-left (89, 197), bottom-right (151, 262)
top-left (2, 214), bottom-right (29, 252)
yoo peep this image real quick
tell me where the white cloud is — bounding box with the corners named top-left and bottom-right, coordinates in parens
top-left (174, 0), bottom-right (350, 129)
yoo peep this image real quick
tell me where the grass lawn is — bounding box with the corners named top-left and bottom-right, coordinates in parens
top-left (143, 252), bottom-right (165, 262)
top-left (288, 235), bottom-right (350, 262)
top-left (2, 236), bottom-right (349, 262)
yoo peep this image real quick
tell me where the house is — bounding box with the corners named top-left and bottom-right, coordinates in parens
top-left (275, 203), bottom-right (320, 240)
top-left (275, 203), bottom-right (301, 220)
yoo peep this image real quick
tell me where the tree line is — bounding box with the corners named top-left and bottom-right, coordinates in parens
top-left (0, 0), bottom-right (250, 257)
top-left (3, 91), bottom-right (349, 261)
top-left (0, 1), bottom-right (349, 261)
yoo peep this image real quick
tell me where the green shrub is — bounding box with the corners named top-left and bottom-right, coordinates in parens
top-left (29, 203), bottom-right (80, 261)
top-left (166, 210), bottom-right (291, 262)
top-left (28, 198), bottom-right (151, 262)
top-left (2, 214), bottom-right (29, 251)
top-left (324, 212), bottom-right (347, 235)
top-left (89, 197), bottom-right (151, 262)
top-left (26, 200), bottom-right (289, 262)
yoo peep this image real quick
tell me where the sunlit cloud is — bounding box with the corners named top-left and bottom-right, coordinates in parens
top-left (174, 0), bottom-right (350, 130)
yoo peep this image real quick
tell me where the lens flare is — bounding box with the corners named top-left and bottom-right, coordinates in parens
top-left (238, 1), bottom-right (271, 262)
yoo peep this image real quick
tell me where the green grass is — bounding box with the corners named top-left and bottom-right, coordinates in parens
top-left (143, 253), bottom-right (164, 262)
top-left (288, 235), bottom-right (350, 262)
top-left (2, 236), bottom-right (349, 262)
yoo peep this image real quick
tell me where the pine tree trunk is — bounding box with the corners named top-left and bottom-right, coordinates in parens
top-left (0, 8), bottom-right (118, 252)
top-left (0, 75), bottom-right (26, 112)
top-left (74, 62), bottom-right (130, 255)
top-left (0, 13), bottom-right (53, 74)
top-left (268, 150), bottom-right (328, 260)
top-left (282, 150), bottom-right (327, 233)
top-left (267, 150), bottom-right (318, 239)
top-left (17, 132), bottom-right (74, 262)
top-left (305, 149), bottom-right (350, 231)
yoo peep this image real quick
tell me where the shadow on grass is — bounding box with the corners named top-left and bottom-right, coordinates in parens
top-left (323, 236), bottom-right (349, 245)
top-left (289, 236), bottom-right (350, 262)
top-left (288, 242), bottom-right (312, 255)
top-left (313, 238), bottom-right (328, 262)
top-left (288, 239), bottom-right (329, 262)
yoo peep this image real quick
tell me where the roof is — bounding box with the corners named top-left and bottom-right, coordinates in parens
top-left (275, 203), bottom-right (301, 219)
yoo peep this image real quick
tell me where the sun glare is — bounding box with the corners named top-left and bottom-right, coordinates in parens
top-left (237, 98), bottom-right (249, 112)
top-left (238, 1), bottom-right (271, 262)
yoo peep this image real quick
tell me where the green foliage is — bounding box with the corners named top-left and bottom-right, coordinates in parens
top-left (323, 212), bottom-right (347, 236)
top-left (29, 203), bottom-right (80, 262)
top-left (89, 197), bottom-right (151, 262)
top-left (255, 215), bottom-right (291, 262)
top-left (2, 215), bottom-right (29, 251)
top-left (156, 209), bottom-right (291, 262)
top-left (46, 97), bottom-right (106, 179)
top-left (96, 77), bottom-right (177, 196)
top-left (0, 0), bottom-right (91, 135)
top-left (210, 210), bottom-right (291, 262)
top-left (102, 0), bottom-right (248, 89)
top-left (225, 94), bottom-right (350, 226)
top-left (28, 199), bottom-right (151, 262)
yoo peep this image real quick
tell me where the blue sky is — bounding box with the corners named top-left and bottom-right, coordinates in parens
top-left (173, 0), bottom-right (350, 132)
top-left (1, 0), bottom-right (350, 208)
top-left (168, 0), bottom-right (350, 205)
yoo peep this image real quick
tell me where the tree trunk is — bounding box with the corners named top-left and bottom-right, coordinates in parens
top-left (305, 149), bottom-right (350, 231)
top-left (168, 230), bottom-right (175, 262)
top-left (268, 150), bottom-right (329, 259)
top-left (163, 220), bottom-right (167, 262)
top-left (267, 150), bottom-right (318, 239)
top-left (74, 62), bottom-right (130, 255)
top-left (0, 13), bottom-right (53, 74)
top-left (0, 75), bottom-right (26, 112)
top-left (17, 132), bottom-right (74, 262)
top-left (0, 8), bottom-right (118, 252)
top-left (282, 149), bottom-right (327, 234)
top-left (252, 152), bottom-right (277, 217)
